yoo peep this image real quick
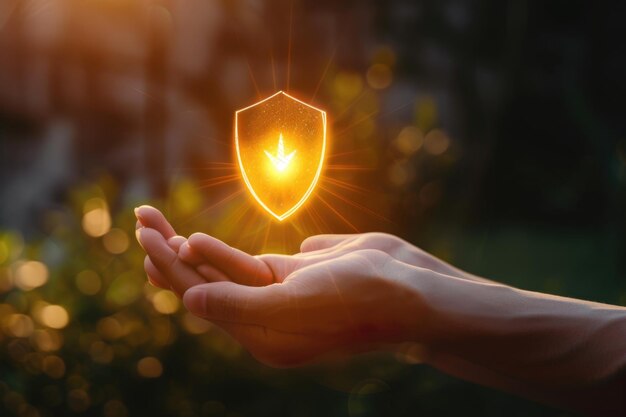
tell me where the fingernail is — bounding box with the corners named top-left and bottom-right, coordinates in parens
top-left (136, 228), bottom-right (145, 249)
top-left (178, 242), bottom-right (190, 260)
top-left (134, 207), bottom-right (145, 223)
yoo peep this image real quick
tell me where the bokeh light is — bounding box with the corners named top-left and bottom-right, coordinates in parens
top-left (388, 161), bottom-right (413, 187)
top-left (67, 388), bottom-right (90, 412)
top-left (14, 261), bottom-right (48, 291)
top-left (366, 63), bottom-right (393, 89)
top-left (82, 198), bottom-right (112, 238)
top-left (102, 228), bottom-right (130, 254)
top-left (75, 270), bottom-right (102, 295)
top-left (31, 329), bottom-right (63, 352)
top-left (181, 312), bottom-right (212, 335)
top-left (137, 356), bottom-right (163, 378)
top-left (42, 355), bottom-right (66, 379)
top-left (97, 317), bottom-right (125, 340)
top-left (423, 129), bottom-right (450, 155)
top-left (0, 267), bottom-right (14, 292)
top-left (89, 341), bottom-right (114, 364)
top-left (40, 305), bottom-right (69, 329)
top-left (151, 290), bottom-right (179, 314)
top-left (3, 314), bottom-right (34, 337)
top-left (103, 400), bottom-right (129, 417)
top-left (333, 72), bottom-right (363, 103)
top-left (395, 127), bottom-right (423, 155)
top-left (0, 1), bottom-right (622, 416)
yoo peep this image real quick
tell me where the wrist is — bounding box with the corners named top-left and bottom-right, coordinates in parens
top-left (418, 274), bottom-right (626, 384)
top-left (393, 262), bottom-right (523, 348)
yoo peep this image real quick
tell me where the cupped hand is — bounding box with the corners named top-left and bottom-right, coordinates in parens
top-left (134, 205), bottom-right (442, 366)
top-left (134, 205), bottom-right (486, 291)
top-left (134, 206), bottom-right (626, 415)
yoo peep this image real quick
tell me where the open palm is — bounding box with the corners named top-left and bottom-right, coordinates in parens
top-left (135, 206), bottom-right (433, 365)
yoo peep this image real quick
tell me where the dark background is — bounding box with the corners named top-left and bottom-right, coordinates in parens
top-left (0, 0), bottom-right (624, 416)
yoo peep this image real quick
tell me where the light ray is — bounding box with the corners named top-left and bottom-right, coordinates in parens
top-left (290, 217), bottom-right (307, 237)
top-left (270, 48), bottom-right (277, 91)
top-left (178, 189), bottom-right (244, 226)
top-left (246, 59), bottom-right (262, 99)
top-left (226, 202), bottom-right (253, 231)
top-left (320, 185), bottom-right (391, 223)
top-left (333, 108), bottom-right (380, 138)
top-left (192, 166), bottom-right (237, 171)
top-left (261, 219), bottom-right (272, 253)
top-left (327, 148), bottom-right (372, 159)
top-left (286, 0), bottom-right (294, 91)
top-left (200, 161), bottom-right (236, 166)
top-left (317, 194), bottom-right (359, 232)
top-left (196, 174), bottom-right (240, 189)
top-left (240, 211), bottom-right (265, 247)
top-left (309, 204), bottom-right (330, 231)
top-left (310, 45), bottom-right (338, 102)
top-left (325, 164), bottom-right (375, 171)
top-left (305, 206), bottom-right (325, 235)
top-left (334, 90), bottom-right (366, 121)
top-left (193, 134), bottom-right (230, 147)
top-left (322, 176), bottom-right (373, 195)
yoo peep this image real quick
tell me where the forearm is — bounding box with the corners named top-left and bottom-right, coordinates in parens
top-left (406, 269), bottom-right (626, 413)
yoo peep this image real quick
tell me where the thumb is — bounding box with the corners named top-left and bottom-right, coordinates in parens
top-left (183, 282), bottom-right (288, 326)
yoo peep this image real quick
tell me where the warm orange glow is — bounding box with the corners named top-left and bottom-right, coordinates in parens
top-left (102, 228), bottom-right (130, 254)
top-left (264, 133), bottom-right (297, 173)
top-left (40, 305), bottom-right (70, 329)
top-left (235, 91), bottom-right (327, 221)
top-left (3, 313), bottom-right (34, 337)
top-left (151, 290), bottom-right (179, 314)
top-left (82, 198), bottom-right (111, 237)
top-left (14, 260), bottom-right (49, 291)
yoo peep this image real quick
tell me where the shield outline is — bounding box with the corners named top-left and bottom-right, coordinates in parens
top-left (235, 91), bottom-right (327, 221)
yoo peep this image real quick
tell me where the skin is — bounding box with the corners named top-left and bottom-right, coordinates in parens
top-left (134, 205), bottom-right (626, 416)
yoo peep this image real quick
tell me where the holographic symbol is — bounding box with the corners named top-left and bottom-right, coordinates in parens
top-left (264, 133), bottom-right (296, 172)
top-left (235, 91), bottom-right (327, 221)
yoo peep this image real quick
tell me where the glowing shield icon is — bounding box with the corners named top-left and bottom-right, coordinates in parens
top-left (235, 91), bottom-right (327, 221)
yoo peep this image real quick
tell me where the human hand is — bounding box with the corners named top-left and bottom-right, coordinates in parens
top-left (134, 206), bottom-right (626, 414)
top-left (135, 204), bottom-right (487, 291)
top-left (134, 206), bottom-right (446, 366)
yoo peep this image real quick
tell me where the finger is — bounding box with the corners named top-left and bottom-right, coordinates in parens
top-left (178, 241), bottom-right (208, 266)
top-left (144, 256), bottom-right (171, 289)
top-left (134, 205), bottom-right (177, 239)
top-left (187, 233), bottom-right (274, 286)
top-left (146, 236), bottom-right (225, 284)
top-left (177, 241), bottom-right (229, 281)
top-left (299, 234), bottom-right (356, 253)
top-left (182, 281), bottom-right (289, 327)
top-left (137, 227), bottom-right (206, 296)
top-left (135, 226), bottom-right (184, 254)
top-left (167, 235), bottom-right (186, 253)
top-left (196, 264), bottom-right (230, 282)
